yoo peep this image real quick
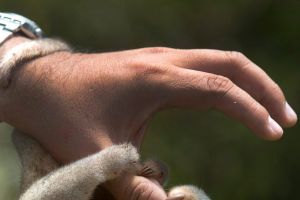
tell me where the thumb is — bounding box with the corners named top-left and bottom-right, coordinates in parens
top-left (103, 173), bottom-right (167, 200)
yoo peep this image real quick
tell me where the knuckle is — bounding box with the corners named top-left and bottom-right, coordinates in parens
top-left (249, 101), bottom-right (261, 116)
top-left (226, 50), bottom-right (246, 60)
top-left (259, 82), bottom-right (284, 104)
top-left (130, 181), bottom-right (153, 200)
top-left (248, 101), bottom-right (266, 126)
top-left (140, 65), bottom-right (166, 78)
top-left (225, 50), bottom-right (250, 67)
top-left (206, 75), bottom-right (234, 95)
top-left (130, 62), bottom-right (170, 83)
top-left (143, 47), bottom-right (173, 54)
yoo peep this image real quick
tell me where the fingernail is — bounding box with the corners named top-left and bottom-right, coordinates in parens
top-left (166, 194), bottom-right (185, 200)
top-left (285, 102), bottom-right (297, 123)
top-left (268, 116), bottom-right (283, 137)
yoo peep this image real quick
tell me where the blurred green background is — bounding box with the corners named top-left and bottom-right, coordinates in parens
top-left (1, 0), bottom-right (299, 199)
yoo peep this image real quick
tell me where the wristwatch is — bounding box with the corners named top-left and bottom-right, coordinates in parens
top-left (0, 12), bottom-right (43, 45)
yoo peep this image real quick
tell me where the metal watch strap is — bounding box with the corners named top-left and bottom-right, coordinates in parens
top-left (0, 12), bottom-right (43, 44)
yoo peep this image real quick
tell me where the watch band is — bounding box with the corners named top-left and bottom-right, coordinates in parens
top-left (0, 12), bottom-right (43, 44)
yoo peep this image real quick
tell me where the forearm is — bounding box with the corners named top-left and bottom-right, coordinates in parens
top-left (0, 36), bottom-right (114, 163)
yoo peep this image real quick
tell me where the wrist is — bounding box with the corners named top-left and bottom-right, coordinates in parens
top-left (0, 36), bottom-right (30, 120)
top-left (0, 50), bottom-right (110, 162)
top-left (0, 39), bottom-right (73, 122)
top-left (0, 36), bottom-right (31, 57)
top-left (0, 50), bottom-right (74, 128)
top-left (0, 37), bottom-right (71, 89)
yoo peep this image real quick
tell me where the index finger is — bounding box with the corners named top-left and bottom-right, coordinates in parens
top-left (169, 49), bottom-right (297, 127)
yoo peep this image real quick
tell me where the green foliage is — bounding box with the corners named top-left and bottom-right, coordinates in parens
top-left (0, 0), bottom-right (299, 199)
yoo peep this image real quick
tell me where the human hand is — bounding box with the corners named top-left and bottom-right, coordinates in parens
top-left (1, 36), bottom-right (297, 199)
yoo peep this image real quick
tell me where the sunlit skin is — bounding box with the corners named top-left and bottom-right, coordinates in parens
top-left (0, 36), bottom-right (297, 200)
